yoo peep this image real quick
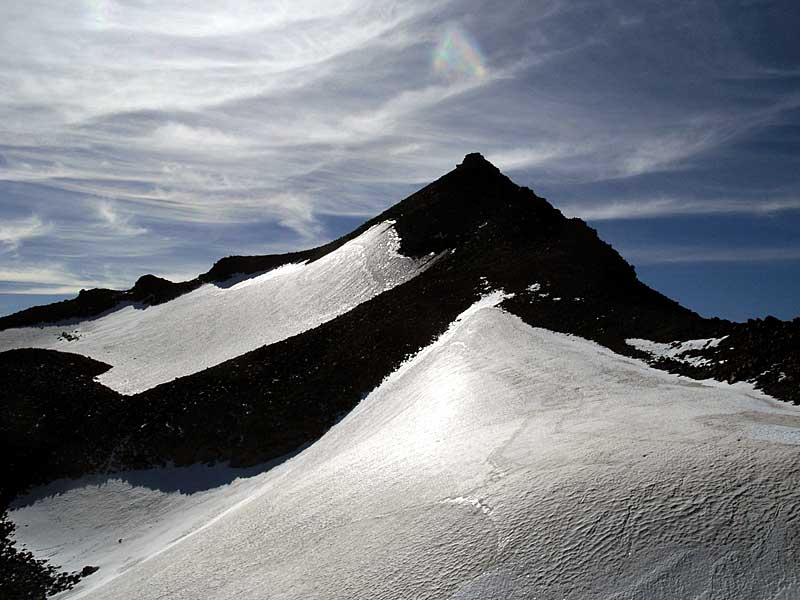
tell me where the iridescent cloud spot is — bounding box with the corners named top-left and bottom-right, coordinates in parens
top-left (433, 25), bottom-right (487, 82)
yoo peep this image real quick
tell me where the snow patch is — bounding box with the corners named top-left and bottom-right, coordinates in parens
top-left (0, 222), bottom-right (432, 394)
top-left (627, 336), bottom-right (728, 368)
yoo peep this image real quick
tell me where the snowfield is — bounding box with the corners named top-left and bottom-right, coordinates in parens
top-left (0, 222), bottom-right (433, 394)
top-left (10, 461), bottom-right (289, 597)
top-left (10, 298), bottom-right (800, 599)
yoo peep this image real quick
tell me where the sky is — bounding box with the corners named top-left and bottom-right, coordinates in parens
top-left (0, 0), bottom-right (798, 322)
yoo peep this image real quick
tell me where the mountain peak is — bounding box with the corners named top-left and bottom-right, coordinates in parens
top-left (2, 150), bottom-right (799, 598)
top-left (456, 152), bottom-right (498, 171)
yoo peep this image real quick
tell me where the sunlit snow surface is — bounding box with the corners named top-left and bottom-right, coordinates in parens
top-left (0, 222), bottom-right (432, 394)
top-left (11, 299), bottom-right (800, 599)
top-left (10, 462), bottom-right (289, 596)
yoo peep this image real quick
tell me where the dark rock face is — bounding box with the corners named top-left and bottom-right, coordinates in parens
top-left (128, 274), bottom-right (197, 305)
top-left (200, 250), bottom-right (316, 284)
top-left (0, 287), bottom-right (123, 331)
top-left (0, 351), bottom-right (123, 596)
top-left (0, 349), bottom-right (125, 503)
top-left (647, 317), bottom-right (800, 404)
top-left (0, 276), bottom-right (202, 332)
top-left (0, 153), bottom-right (797, 596)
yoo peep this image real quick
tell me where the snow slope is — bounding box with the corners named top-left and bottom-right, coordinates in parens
top-left (9, 461), bottom-right (292, 597)
top-left (11, 298), bottom-right (800, 599)
top-left (0, 222), bottom-right (433, 394)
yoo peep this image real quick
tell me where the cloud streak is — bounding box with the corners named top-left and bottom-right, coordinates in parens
top-left (560, 196), bottom-right (800, 221)
top-left (96, 201), bottom-right (148, 237)
top-left (625, 246), bottom-right (800, 265)
top-left (0, 263), bottom-right (130, 294)
top-left (0, 0), bottom-right (798, 311)
top-left (0, 215), bottom-right (53, 252)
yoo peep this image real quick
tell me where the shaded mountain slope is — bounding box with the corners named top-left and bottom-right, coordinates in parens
top-left (0, 351), bottom-right (121, 599)
top-left (0, 350), bottom-right (122, 507)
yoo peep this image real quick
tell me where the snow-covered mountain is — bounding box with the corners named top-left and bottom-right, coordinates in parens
top-left (1, 154), bottom-right (798, 599)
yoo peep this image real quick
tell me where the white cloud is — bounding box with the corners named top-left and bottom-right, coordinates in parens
top-left (620, 132), bottom-right (717, 177)
top-left (625, 246), bottom-right (800, 265)
top-left (146, 123), bottom-right (258, 156)
top-left (0, 264), bottom-right (116, 291)
top-left (96, 201), bottom-right (148, 236)
top-left (0, 215), bottom-right (53, 251)
top-left (263, 193), bottom-right (323, 241)
top-left (82, 1), bottom-right (362, 37)
top-left (0, 0), bottom-right (798, 300)
top-left (0, 286), bottom-right (89, 295)
top-left (488, 144), bottom-right (577, 171)
top-left (560, 196), bottom-right (800, 221)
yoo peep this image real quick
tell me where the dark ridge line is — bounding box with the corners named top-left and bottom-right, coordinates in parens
top-left (0, 154), bottom-right (541, 331)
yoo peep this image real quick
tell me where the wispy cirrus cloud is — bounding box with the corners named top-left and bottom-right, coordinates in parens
top-left (0, 0), bottom-right (798, 320)
top-left (560, 196), bottom-right (800, 221)
top-left (0, 263), bottom-right (128, 294)
top-left (0, 215), bottom-right (53, 252)
top-left (96, 201), bottom-right (148, 237)
top-left (625, 246), bottom-right (800, 265)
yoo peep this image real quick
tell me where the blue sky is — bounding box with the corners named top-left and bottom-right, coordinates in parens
top-left (0, 0), bottom-right (798, 321)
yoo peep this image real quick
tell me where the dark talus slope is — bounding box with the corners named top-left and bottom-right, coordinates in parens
top-left (1, 154), bottom-right (798, 596)
top-left (645, 316), bottom-right (800, 403)
top-left (0, 350), bottom-right (121, 598)
top-left (0, 350), bottom-right (123, 506)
